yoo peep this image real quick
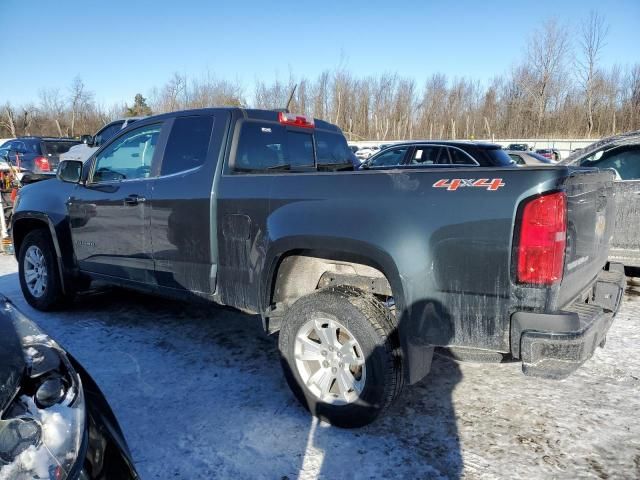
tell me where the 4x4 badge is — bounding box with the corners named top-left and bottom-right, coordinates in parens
top-left (433, 178), bottom-right (505, 191)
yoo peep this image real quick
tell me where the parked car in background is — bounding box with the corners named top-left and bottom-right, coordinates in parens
top-left (0, 137), bottom-right (79, 174)
top-left (362, 141), bottom-right (516, 169)
top-left (0, 295), bottom-right (138, 479)
top-left (349, 145), bottom-right (359, 153)
top-left (507, 143), bottom-right (530, 151)
top-left (507, 150), bottom-right (555, 166)
top-left (355, 145), bottom-right (380, 160)
top-left (61, 117), bottom-right (143, 164)
top-left (535, 148), bottom-right (561, 161)
top-left (561, 130), bottom-right (640, 270)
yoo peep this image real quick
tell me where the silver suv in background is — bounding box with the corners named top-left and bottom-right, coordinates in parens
top-left (61, 117), bottom-right (144, 163)
top-left (561, 130), bottom-right (640, 270)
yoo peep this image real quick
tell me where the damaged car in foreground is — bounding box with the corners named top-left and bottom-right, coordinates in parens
top-left (0, 296), bottom-right (138, 479)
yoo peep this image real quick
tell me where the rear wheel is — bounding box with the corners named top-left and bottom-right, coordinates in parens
top-left (278, 286), bottom-right (403, 427)
top-left (18, 229), bottom-right (71, 311)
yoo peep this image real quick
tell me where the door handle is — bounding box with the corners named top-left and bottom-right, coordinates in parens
top-left (124, 194), bottom-right (146, 206)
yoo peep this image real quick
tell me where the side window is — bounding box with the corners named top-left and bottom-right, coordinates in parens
top-left (316, 131), bottom-right (352, 166)
top-left (369, 147), bottom-right (409, 167)
top-left (161, 116), bottom-right (213, 176)
top-left (234, 122), bottom-right (315, 171)
top-left (509, 153), bottom-right (525, 165)
top-left (448, 147), bottom-right (477, 165)
top-left (235, 122), bottom-right (287, 171)
top-left (92, 124), bottom-right (161, 182)
top-left (9, 141), bottom-right (27, 153)
top-left (409, 146), bottom-right (444, 165)
top-left (590, 147), bottom-right (640, 180)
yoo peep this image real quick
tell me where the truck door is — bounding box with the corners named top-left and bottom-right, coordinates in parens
top-left (149, 113), bottom-right (227, 294)
top-left (68, 122), bottom-right (164, 283)
top-left (216, 118), bottom-right (315, 311)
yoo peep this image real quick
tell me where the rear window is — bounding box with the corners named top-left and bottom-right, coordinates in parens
top-left (42, 141), bottom-right (79, 155)
top-left (530, 152), bottom-right (554, 163)
top-left (161, 116), bottom-right (213, 176)
top-left (234, 122), bottom-right (314, 171)
top-left (316, 131), bottom-right (352, 167)
top-left (485, 148), bottom-right (515, 166)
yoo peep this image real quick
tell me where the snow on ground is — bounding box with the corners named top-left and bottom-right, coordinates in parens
top-left (0, 255), bottom-right (638, 479)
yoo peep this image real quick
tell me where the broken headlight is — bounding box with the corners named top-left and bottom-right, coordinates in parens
top-left (0, 303), bottom-right (85, 480)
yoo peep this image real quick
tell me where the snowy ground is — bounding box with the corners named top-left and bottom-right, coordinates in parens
top-left (0, 255), bottom-right (638, 479)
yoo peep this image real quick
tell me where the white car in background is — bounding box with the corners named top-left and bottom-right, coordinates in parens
top-left (61, 117), bottom-right (144, 163)
top-left (355, 145), bottom-right (380, 160)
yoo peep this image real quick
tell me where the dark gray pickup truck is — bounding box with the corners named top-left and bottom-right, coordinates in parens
top-left (12, 108), bottom-right (626, 427)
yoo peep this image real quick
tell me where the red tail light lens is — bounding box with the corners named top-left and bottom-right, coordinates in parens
top-left (34, 156), bottom-right (51, 172)
top-left (517, 192), bottom-right (566, 285)
top-left (278, 112), bottom-right (314, 128)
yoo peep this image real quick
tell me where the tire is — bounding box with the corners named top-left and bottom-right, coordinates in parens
top-left (18, 229), bottom-right (71, 311)
top-left (278, 286), bottom-right (403, 428)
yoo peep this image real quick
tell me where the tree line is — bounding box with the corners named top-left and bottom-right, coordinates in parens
top-left (2, 14), bottom-right (638, 141)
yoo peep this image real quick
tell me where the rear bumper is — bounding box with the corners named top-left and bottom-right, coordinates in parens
top-left (511, 263), bottom-right (626, 379)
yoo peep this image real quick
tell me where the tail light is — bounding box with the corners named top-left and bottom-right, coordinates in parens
top-left (34, 156), bottom-right (51, 172)
top-left (278, 112), bottom-right (314, 128)
top-left (517, 191), bottom-right (567, 285)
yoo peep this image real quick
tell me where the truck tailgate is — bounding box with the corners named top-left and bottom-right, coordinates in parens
top-left (558, 168), bottom-right (616, 307)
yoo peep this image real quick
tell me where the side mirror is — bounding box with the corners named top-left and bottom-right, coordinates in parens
top-left (80, 134), bottom-right (94, 146)
top-left (57, 160), bottom-right (83, 183)
top-left (610, 168), bottom-right (622, 181)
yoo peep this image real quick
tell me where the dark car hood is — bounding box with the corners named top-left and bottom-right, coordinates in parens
top-left (0, 301), bottom-right (26, 414)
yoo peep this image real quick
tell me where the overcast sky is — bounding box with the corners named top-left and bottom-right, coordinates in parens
top-left (1, 0), bottom-right (638, 107)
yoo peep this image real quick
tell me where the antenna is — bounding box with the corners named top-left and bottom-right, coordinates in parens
top-left (285, 84), bottom-right (298, 112)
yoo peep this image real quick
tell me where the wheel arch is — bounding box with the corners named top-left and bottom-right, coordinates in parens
top-left (261, 237), bottom-right (437, 385)
top-left (261, 237), bottom-right (406, 326)
top-left (13, 212), bottom-right (70, 294)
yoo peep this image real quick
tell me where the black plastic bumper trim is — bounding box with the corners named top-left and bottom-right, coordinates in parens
top-left (510, 263), bottom-right (626, 379)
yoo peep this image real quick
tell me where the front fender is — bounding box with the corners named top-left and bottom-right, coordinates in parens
top-left (12, 181), bottom-right (78, 291)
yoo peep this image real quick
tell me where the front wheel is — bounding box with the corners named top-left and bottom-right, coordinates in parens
top-left (18, 229), bottom-right (70, 311)
top-left (278, 286), bottom-right (403, 428)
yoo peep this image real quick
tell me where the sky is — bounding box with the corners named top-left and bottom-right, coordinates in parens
top-left (0, 0), bottom-right (638, 107)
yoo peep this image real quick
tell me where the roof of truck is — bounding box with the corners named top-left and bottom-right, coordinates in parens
top-left (130, 108), bottom-right (342, 133)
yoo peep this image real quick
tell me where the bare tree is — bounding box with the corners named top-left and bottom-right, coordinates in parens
top-left (2, 58), bottom-right (640, 141)
top-left (39, 88), bottom-right (66, 136)
top-left (0, 104), bottom-right (17, 137)
top-left (525, 19), bottom-right (570, 136)
top-left (577, 11), bottom-right (609, 137)
top-left (68, 76), bottom-right (94, 137)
